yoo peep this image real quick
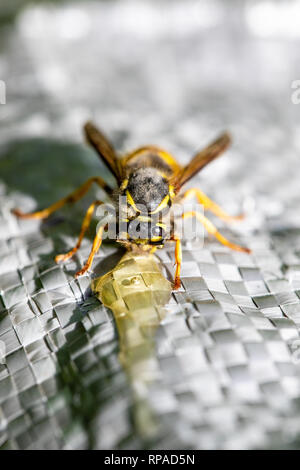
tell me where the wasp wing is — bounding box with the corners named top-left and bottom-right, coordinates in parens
top-left (84, 121), bottom-right (122, 182)
top-left (170, 132), bottom-right (232, 192)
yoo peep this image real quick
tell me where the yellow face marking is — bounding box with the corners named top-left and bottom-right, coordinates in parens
top-left (169, 185), bottom-right (176, 199)
top-left (155, 150), bottom-right (181, 172)
top-left (125, 181), bottom-right (173, 234)
top-left (126, 190), bottom-right (139, 213)
top-left (149, 184), bottom-right (175, 214)
top-left (136, 215), bottom-right (151, 222)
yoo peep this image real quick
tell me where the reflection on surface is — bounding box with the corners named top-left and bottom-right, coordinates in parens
top-left (92, 251), bottom-right (171, 439)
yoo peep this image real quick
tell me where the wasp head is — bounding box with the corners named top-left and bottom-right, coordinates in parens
top-left (119, 168), bottom-right (173, 244)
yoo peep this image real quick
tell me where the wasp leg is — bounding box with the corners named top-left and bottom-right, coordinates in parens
top-left (183, 211), bottom-right (250, 253)
top-left (75, 225), bottom-right (105, 277)
top-left (12, 177), bottom-right (111, 220)
top-left (166, 236), bottom-right (182, 290)
top-left (55, 200), bottom-right (103, 264)
top-left (182, 188), bottom-right (244, 223)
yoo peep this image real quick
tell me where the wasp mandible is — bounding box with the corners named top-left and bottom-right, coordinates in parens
top-left (13, 122), bottom-right (250, 289)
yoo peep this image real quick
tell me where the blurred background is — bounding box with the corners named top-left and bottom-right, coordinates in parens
top-left (1, 0), bottom-right (300, 450)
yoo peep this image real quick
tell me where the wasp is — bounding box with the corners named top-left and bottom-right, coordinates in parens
top-left (13, 121), bottom-right (250, 289)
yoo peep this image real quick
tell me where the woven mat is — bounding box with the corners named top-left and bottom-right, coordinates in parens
top-left (1, 0), bottom-right (300, 449)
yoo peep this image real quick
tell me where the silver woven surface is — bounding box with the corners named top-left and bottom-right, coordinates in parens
top-left (1, 0), bottom-right (300, 449)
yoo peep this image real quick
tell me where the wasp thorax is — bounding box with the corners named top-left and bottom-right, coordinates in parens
top-left (127, 168), bottom-right (169, 213)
